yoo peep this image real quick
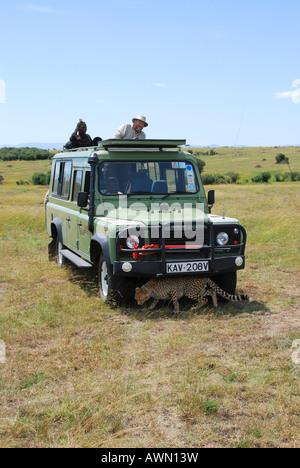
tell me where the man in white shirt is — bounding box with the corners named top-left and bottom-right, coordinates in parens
top-left (113, 115), bottom-right (148, 140)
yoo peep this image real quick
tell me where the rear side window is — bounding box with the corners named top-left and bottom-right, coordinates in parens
top-left (72, 170), bottom-right (83, 202)
top-left (52, 161), bottom-right (72, 198)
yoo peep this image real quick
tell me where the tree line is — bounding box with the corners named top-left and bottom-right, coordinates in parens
top-left (0, 147), bottom-right (52, 161)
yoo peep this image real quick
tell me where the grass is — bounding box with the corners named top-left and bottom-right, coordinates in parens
top-left (0, 150), bottom-right (300, 448)
top-left (191, 146), bottom-right (300, 183)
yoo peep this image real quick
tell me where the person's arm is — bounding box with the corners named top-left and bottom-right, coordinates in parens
top-left (113, 123), bottom-right (129, 139)
top-left (70, 132), bottom-right (79, 142)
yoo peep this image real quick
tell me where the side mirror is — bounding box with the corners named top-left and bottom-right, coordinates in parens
top-left (77, 192), bottom-right (89, 208)
top-left (207, 190), bottom-right (215, 213)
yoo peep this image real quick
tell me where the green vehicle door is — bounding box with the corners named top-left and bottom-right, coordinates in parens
top-left (77, 170), bottom-right (92, 258)
top-left (67, 169), bottom-right (83, 251)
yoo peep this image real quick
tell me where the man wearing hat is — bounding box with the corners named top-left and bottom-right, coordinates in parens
top-left (113, 115), bottom-right (148, 140)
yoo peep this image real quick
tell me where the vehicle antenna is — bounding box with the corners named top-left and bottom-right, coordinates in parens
top-left (234, 103), bottom-right (247, 148)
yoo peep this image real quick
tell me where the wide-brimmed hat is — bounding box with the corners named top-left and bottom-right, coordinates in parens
top-left (132, 115), bottom-right (148, 127)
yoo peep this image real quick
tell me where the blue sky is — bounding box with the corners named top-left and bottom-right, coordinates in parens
top-left (0, 0), bottom-right (300, 147)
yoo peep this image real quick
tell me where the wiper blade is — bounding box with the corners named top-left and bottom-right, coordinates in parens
top-left (127, 191), bottom-right (152, 197)
top-left (162, 191), bottom-right (187, 200)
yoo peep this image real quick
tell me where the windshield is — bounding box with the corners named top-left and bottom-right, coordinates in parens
top-left (99, 161), bottom-right (199, 196)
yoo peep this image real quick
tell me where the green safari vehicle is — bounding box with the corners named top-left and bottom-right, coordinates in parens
top-left (45, 139), bottom-right (247, 304)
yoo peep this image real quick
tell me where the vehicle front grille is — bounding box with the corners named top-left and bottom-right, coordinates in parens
top-left (149, 223), bottom-right (210, 247)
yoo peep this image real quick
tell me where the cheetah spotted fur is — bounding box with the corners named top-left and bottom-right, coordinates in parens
top-left (135, 276), bottom-right (253, 314)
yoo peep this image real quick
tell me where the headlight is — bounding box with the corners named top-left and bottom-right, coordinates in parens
top-left (216, 232), bottom-right (229, 246)
top-left (126, 235), bottom-right (140, 249)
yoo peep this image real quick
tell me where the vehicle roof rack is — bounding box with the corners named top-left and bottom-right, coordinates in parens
top-left (99, 139), bottom-right (186, 150)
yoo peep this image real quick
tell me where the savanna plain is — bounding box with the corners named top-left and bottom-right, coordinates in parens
top-left (0, 147), bottom-right (299, 448)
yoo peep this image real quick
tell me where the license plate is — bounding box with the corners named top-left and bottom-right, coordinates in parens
top-left (166, 261), bottom-right (209, 274)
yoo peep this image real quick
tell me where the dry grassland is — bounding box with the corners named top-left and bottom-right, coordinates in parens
top-left (0, 153), bottom-right (299, 448)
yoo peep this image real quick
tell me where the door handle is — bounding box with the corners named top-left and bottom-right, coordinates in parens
top-left (77, 223), bottom-right (83, 227)
top-left (66, 218), bottom-right (71, 222)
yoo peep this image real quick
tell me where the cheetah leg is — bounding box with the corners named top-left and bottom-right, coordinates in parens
top-left (149, 299), bottom-right (159, 310)
top-left (190, 297), bottom-right (208, 311)
top-left (204, 289), bottom-right (218, 308)
top-left (170, 289), bottom-right (180, 314)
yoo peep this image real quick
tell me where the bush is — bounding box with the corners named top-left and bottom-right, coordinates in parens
top-left (275, 173), bottom-right (285, 182)
top-left (201, 174), bottom-right (216, 185)
top-left (0, 175), bottom-right (3, 184)
top-left (291, 171), bottom-right (300, 181)
top-left (196, 158), bottom-right (206, 174)
top-left (194, 149), bottom-right (218, 157)
top-left (31, 171), bottom-right (51, 185)
top-left (226, 172), bottom-right (240, 183)
top-left (274, 172), bottom-right (300, 182)
top-left (201, 173), bottom-right (232, 185)
top-left (16, 180), bottom-right (29, 186)
top-left (216, 175), bottom-right (231, 184)
top-left (251, 172), bottom-right (271, 183)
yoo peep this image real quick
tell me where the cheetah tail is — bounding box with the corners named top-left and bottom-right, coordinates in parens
top-left (207, 279), bottom-right (253, 303)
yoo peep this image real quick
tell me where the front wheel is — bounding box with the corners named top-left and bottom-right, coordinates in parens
top-left (98, 255), bottom-right (125, 305)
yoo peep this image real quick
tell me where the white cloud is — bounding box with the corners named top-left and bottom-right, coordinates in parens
top-left (276, 79), bottom-right (300, 103)
top-left (154, 83), bottom-right (167, 88)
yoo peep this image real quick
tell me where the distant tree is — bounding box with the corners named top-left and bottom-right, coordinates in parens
top-left (0, 147), bottom-right (52, 161)
top-left (275, 153), bottom-right (289, 164)
top-left (196, 159), bottom-right (206, 174)
top-left (275, 153), bottom-right (294, 180)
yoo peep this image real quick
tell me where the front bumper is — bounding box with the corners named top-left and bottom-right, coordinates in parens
top-left (113, 255), bottom-right (245, 278)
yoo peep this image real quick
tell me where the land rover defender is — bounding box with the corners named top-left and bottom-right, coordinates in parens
top-left (45, 140), bottom-right (247, 304)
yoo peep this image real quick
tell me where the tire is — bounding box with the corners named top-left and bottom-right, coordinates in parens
top-left (98, 254), bottom-right (125, 305)
top-left (56, 236), bottom-right (66, 268)
top-left (212, 271), bottom-right (237, 296)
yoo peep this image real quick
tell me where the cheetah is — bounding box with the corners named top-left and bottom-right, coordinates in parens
top-left (135, 276), bottom-right (253, 314)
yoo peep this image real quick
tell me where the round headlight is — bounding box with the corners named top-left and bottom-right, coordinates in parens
top-left (126, 235), bottom-right (140, 249)
top-left (216, 232), bottom-right (229, 246)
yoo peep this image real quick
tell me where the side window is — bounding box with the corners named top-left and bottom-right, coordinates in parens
top-left (72, 170), bottom-right (83, 202)
top-left (52, 162), bottom-right (64, 196)
top-left (52, 160), bottom-right (72, 198)
top-left (61, 162), bottom-right (72, 198)
top-left (84, 171), bottom-right (90, 194)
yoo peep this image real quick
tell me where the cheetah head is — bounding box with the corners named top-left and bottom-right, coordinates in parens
top-left (135, 285), bottom-right (152, 305)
